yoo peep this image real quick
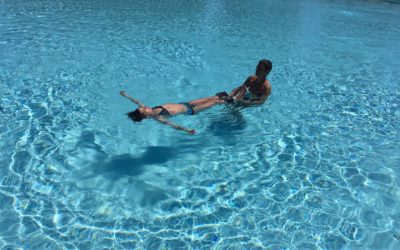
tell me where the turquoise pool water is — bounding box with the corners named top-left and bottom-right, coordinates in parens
top-left (1, 0), bottom-right (400, 249)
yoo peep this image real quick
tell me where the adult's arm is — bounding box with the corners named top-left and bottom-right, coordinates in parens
top-left (230, 76), bottom-right (255, 99)
top-left (236, 83), bottom-right (270, 105)
top-left (120, 90), bottom-right (146, 107)
top-left (236, 95), bottom-right (267, 106)
top-left (230, 85), bottom-right (247, 101)
top-left (229, 85), bottom-right (242, 97)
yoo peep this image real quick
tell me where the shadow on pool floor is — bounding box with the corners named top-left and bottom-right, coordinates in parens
top-left (81, 146), bottom-right (178, 180)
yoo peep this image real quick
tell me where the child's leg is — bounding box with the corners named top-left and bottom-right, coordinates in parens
top-left (192, 99), bottom-right (225, 113)
top-left (188, 96), bottom-right (220, 106)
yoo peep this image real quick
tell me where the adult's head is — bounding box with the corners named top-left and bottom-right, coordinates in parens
top-left (255, 59), bottom-right (272, 82)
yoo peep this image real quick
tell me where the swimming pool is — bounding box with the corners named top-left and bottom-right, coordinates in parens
top-left (1, 0), bottom-right (400, 249)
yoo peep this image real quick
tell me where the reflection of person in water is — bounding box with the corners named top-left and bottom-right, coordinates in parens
top-left (120, 91), bottom-right (230, 135)
top-left (229, 59), bottom-right (272, 105)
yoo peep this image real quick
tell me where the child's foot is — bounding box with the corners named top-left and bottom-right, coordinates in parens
top-left (216, 92), bottom-right (234, 103)
top-left (216, 91), bottom-right (229, 98)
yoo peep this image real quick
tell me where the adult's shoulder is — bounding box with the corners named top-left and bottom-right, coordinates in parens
top-left (243, 75), bottom-right (257, 86)
top-left (264, 79), bottom-right (272, 95)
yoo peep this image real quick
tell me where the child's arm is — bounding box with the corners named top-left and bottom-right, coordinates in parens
top-left (120, 90), bottom-right (146, 107)
top-left (155, 116), bottom-right (196, 135)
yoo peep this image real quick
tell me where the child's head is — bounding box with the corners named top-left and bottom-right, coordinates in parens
top-left (128, 109), bottom-right (144, 122)
top-left (128, 106), bottom-right (153, 122)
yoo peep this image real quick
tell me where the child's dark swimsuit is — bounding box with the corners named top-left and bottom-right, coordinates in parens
top-left (153, 103), bottom-right (195, 116)
top-left (153, 106), bottom-right (171, 116)
top-left (179, 102), bottom-right (195, 115)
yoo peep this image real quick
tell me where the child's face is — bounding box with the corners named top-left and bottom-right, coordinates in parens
top-left (138, 107), bottom-right (153, 117)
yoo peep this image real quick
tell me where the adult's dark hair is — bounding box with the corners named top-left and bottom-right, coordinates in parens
top-left (128, 109), bottom-right (144, 122)
top-left (255, 59), bottom-right (272, 82)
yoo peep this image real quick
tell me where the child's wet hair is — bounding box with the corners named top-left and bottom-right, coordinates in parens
top-left (128, 109), bottom-right (144, 122)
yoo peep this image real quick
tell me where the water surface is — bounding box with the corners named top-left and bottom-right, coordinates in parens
top-left (1, 0), bottom-right (400, 249)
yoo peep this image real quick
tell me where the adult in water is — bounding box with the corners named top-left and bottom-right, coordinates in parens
top-left (229, 59), bottom-right (272, 105)
top-left (120, 91), bottom-right (229, 135)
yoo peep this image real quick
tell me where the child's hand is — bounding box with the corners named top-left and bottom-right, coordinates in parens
top-left (187, 129), bottom-right (196, 135)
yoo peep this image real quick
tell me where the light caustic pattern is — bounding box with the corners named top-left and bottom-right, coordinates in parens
top-left (0, 0), bottom-right (400, 249)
